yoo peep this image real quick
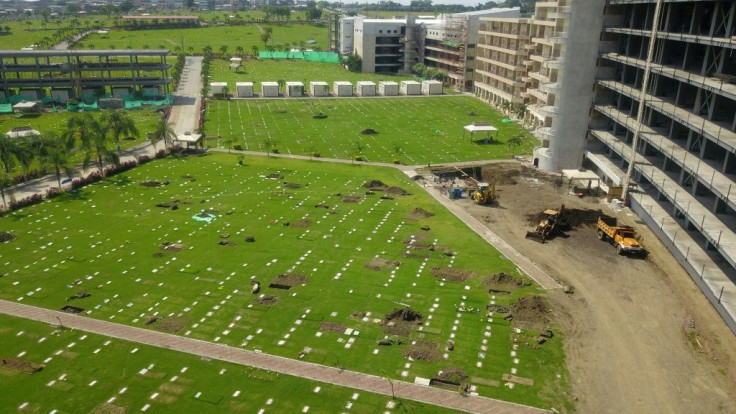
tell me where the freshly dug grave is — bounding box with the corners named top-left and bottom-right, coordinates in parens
top-left (431, 266), bottom-right (476, 282)
top-left (140, 181), bottom-right (163, 187)
top-left (273, 273), bottom-right (308, 287)
top-left (435, 367), bottom-right (468, 383)
top-left (364, 257), bottom-right (401, 271)
top-left (384, 308), bottom-right (423, 336)
top-left (363, 180), bottom-right (410, 195)
top-left (404, 341), bottom-right (440, 362)
top-left (0, 232), bottom-right (16, 242)
top-left (291, 220), bottom-right (312, 228)
top-left (284, 183), bottom-right (302, 189)
top-left (253, 295), bottom-right (279, 306)
top-left (161, 242), bottom-right (184, 252)
top-left (1, 358), bottom-right (44, 374)
top-left (319, 321), bottom-right (347, 333)
top-left (313, 113), bottom-right (328, 119)
top-left (483, 272), bottom-right (529, 291)
top-left (508, 296), bottom-right (552, 330)
top-left (361, 128), bottom-right (378, 135)
top-left (155, 316), bottom-right (190, 333)
top-left (409, 208), bottom-right (434, 219)
top-left (342, 195), bottom-right (361, 203)
top-left (266, 173), bottom-right (283, 179)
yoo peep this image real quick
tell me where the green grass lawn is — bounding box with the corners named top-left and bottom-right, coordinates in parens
top-left (208, 58), bottom-right (416, 89)
top-left (0, 313), bottom-right (456, 414)
top-left (79, 23), bottom-right (327, 53)
top-left (205, 96), bottom-right (534, 164)
top-left (0, 153), bottom-right (570, 410)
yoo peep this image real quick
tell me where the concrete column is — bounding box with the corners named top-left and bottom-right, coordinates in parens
top-left (723, 151), bottom-right (734, 175)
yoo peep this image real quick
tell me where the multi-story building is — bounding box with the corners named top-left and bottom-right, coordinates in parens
top-left (0, 49), bottom-right (172, 102)
top-left (586, 0), bottom-right (736, 331)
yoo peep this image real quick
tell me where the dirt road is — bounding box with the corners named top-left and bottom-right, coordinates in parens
top-left (439, 163), bottom-right (736, 413)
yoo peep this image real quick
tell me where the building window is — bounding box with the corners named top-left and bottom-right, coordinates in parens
top-left (379, 30), bottom-right (383, 33)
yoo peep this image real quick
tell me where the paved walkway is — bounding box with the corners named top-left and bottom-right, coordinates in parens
top-left (0, 300), bottom-right (548, 414)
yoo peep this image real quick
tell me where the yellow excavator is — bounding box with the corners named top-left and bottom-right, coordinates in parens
top-left (525, 204), bottom-right (565, 243)
top-left (472, 182), bottom-right (496, 205)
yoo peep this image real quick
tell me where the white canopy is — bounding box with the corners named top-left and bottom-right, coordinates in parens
top-left (463, 124), bottom-right (498, 133)
top-left (5, 126), bottom-right (40, 139)
top-left (175, 131), bottom-right (202, 145)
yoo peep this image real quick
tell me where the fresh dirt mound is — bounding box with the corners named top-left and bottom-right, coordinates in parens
top-left (436, 367), bottom-right (468, 383)
top-left (181, 174), bottom-right (197, 181)
top-left (363, 180), bottom-right (386, 189)
top-left (361, 128), bottom-right (378, 135)
top-left (0, 232), bottom-right (16, 242)
top-left (385, 186), bottom-right (410, 196)
top-left (467, 111), bottom-right (478, 116)
top-left (351, 311), bottom-right (366, 318)
top-left (487, 304), bottom-right (510, 313)
top-left (90, 403), bottom-right (126, 414)
top-left (161, 242), bottom-right (184, 252)
top-left (385, 308), bottom-right (423, 323)
top-left (156, 316), bottom-right (190, 333)
top-left (410, 208), bottom-right (434, 219)
top-left (314, 203), bottom-right (330, 209)
top-left (431, 266), bottom-right (475, 282)
top-left (140, 181), bottom-right (162, 187)
top-left (319, 321), bottom-right (347, 333)
top-left (2, 358), bottom-right (43, 374)
top-left (483, 272), bottom-right (529, 290)
top-left (253, 295), bottom-right (279, 306)
top-left (364, 257), bottom-right (401, 271)
top-left (291, 220), bottom-right (312, 228)
top-left (284, 183), bottom-right (301, 189)
top-left (266, 173), bottom-right (283, 179)
top-left (342, 196), bottom-right (360, 203)
top-left (275, 110), bottom-right (288, 114)
top-left (404, 341), bottom-right (439, 361)
top-left (313, 113), bottom-right (328, 119)
top-left (274, 273), bottom-right (308, 287)
top-left (508, 296), bottom-right (552, 328)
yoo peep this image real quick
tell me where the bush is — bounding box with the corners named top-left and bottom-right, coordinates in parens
top-left (354, 155), bottom-right (364, 161)
top-left (233, 144), bottom-right (243, 151)
top-left (46, 187), bottom-right (63, 199)
top-left (271, 148), bottom-right (280, 154)
top-left (9, 194), bottom-right (43, 210)
top-left (155, 150), bottom-right (166, 159)
top-left (137, 155), bottom-right (151, 164)
top-left (311, 151), bottom-right (321, 158)
top-left (393, 158), bottom-right (401, 164)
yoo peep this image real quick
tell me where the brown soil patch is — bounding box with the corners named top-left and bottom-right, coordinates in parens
top-left (274, 273), bottom-right (308, 287)
top-left (342, 196), bottom-right (361, 203)
top-left (430, 266), bottom-right (476, 282)
top-left (386, 186), bottom-right (410, 196)
top-left (319, 321), bottom-right (346, 333)
top-left (361, 128), bottom-right (378, 135)
top-left (410, 208), bottom-right (434, 219)
top-left (404, 341), bottom-right (439, 361)
top-left (313, 113), bottom-right (328, 119)
top-left (1, 358), bottom-right (43, 374)
top-left (140, 181), bottom-right (162, 187)
top-left (0, 232), bottom-right (16, 242)
top-left (483, 272), bottom-right (529, 290)
top-left (364, 257), bottom-right (401, 271)
top-left (291, 220), bottom-right (312, 228)
top-left (363, 179), bottom-right (387, 189)
top-left (253, 295), bottom-right (279, 306)
top-left (161, 242), bottom-right (184, 252)
top-left (351, 311), bottom-right (366, 318)
top-left (436, 367), bottom-right (469, 383)
top-left (284, 183), bottom-right (301, 189)
top-left (384, 308), bottom-right (423, 336)
top-left (526, 208), bottom-right (605, 229)
top-left (90, 403), bottom-right (126, 414)
top-left (155, 316), bottom-right (190, 333)
top-left (314, 203), bottom-right (330, 209)
top-left (266, 173), bottom-right (283, 179)
top-left (508, 296), bottom-right (551, 330)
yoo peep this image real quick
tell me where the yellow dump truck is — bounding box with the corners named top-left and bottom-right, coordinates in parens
top-left (596, 217), bottom-right (646, 256)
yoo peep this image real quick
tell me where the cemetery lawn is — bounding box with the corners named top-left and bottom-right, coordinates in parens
top-left (0, 153), bottom-right (570, 410)
top-left (208, 59), bottom-right (416, 89)
top-left (79, 23), bottom-right (327, 53)
top-left (205, 96), bottom-right (534, 163)
top-left (0, 313), bottom-right (456, 413)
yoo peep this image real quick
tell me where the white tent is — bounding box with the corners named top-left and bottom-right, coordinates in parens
top-left (463, 124), bottom-right (498, 142)
top-left (175, 131), bottom-right (203, 148)
top-left (5, 126), bottom-right (40, 139)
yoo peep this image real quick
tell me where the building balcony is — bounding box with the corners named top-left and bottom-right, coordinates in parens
top-left (540, 82), bottom-right (559, 94)
top-left (543, 57), bottom-right (564, 69)
top-left (534, 126), bottom-right (555, 141)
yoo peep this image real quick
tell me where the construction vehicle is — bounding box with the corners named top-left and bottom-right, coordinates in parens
top-left (596, 216), bottom-right (646, 256)
top-left (525, 205), bottom-right (565, 243)
top-left (472, 182), bottom-right (496, 205)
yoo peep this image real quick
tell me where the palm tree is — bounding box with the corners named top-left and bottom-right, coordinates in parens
top-left (501, 100), bottom-right (511, 116)
top-left (0, 170), bottom-right (11, 211)
top-left (68, 113), bottom-right (117, 174)
top-left (516, 104), bottom-right (528, 120)
top-left (0, 133), bottom-right (17, 174)
top-left (251, 45), bottom-right (259, 58)
top-left (152, 118), bottom-right (176, 150)
top-left (101, 109), bottom-right (138, 148)
top-left (235, 45), bottom-right (244, 57)
top-left (40, 132), bottom-right (75, 189)
top-left (219, 45), bottom-right (228, 58)
top-left (507, 134), bottom-right (525, 156)
top-left (12, 136), bottom-right (40, 181)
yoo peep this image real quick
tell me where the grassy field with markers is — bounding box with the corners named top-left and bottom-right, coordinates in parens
top-left (0, 153), bottom-right (569, 410)
top-left (205, 96), bottom-right (534, 164)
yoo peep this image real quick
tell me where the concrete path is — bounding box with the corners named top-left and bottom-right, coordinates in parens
top-left (0, 300), bottom-right (549, 414)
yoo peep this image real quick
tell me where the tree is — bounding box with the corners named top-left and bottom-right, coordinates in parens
top-left (262, 139), bottom-right (275, 157)
top-left (152, 118), bottom-right (176, 151)
top-left (12, 136), bottom-right (40, 181)
top-left (306, 2), bottom-right (322, 21)
top-left (0, 134), bottom-right (17, 174)
top-left (40, 8), bottom-right (51, 23)
top-left (40, 132), bottom-right (75, 189)
top-left (0, 170), bottom-right (11, 211)
top-left (102, 109), bottom-right (139, 148)
top-left (507, 133), bottom-right (524, 156)
top-left (235, 45), bottom-right (244, 57)
top-left (68, 113), bottom-right (117, 174)
top-left (343, 53), bottom-right (362, 72)
top-left (516, 104), bottom-right (528, 119)
top-left (500, 100), bottom-right (511, 116)
top-left (277, 79), bottom-right (286, 95)
top-left (260, 32), bottom-right (271, 48)
top-left (251, 45), bottom-right (259, 58)
top-left (219, 45), bottom-right (229, 58)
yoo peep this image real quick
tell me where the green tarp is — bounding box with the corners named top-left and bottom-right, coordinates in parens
top-left (258, 51), bottom-right (341, 63)
top-left (0, 104), bottom-right (12, 114)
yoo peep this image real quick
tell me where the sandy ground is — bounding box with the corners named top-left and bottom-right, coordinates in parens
top-left (432, 163), bottom-right (736, 413)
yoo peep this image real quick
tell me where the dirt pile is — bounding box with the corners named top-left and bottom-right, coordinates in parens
top-left (319, 322), bottom-right (346, 332)
top-left (0, 232), bottom-right (16, 242)
top-left (431, 266), bottom-right (475, 282)
top-left (161, 242), bottom-right (184, 252)
top-left (273, 273), bottom-right (307, 287)
top-left (253, 295), bottom-right (279, 306)
top-left (404, 341), bottom-right (439, 361)
top-left (291, 220), bottom-right (312, 228)
top-left (313, 113), bottom-right (328, 119)
top-left (508, 296), bottom-right (552, 329)
top-left (526, 208), bottom-right (605, 229)
top-left (140, 181), bottom-right (163, 187)
top-left (483, 272), bottom-right (530, 291)
top-left (342, 196), bottom-right (360, 203)
top-left (266, 173), bottom-right (283, 179)
top-left (410, 208), bottom-right (434, 219)
top-left (284, 183), bottom-right (302, 189)
top-left (361, 128), bottom-right (378, 135)
top-left (385, 308), bottom-right (423, 323)
top-left (363, 180), bottom-right (410, 196)
top-left (364, 257), bottom-right (401, 271)
top-left (1, 358), bottom-right (43, 374)
top-left (156, 316), bottom-right (189, 333)
top-left (435, 367), bottom-right (468, 383)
